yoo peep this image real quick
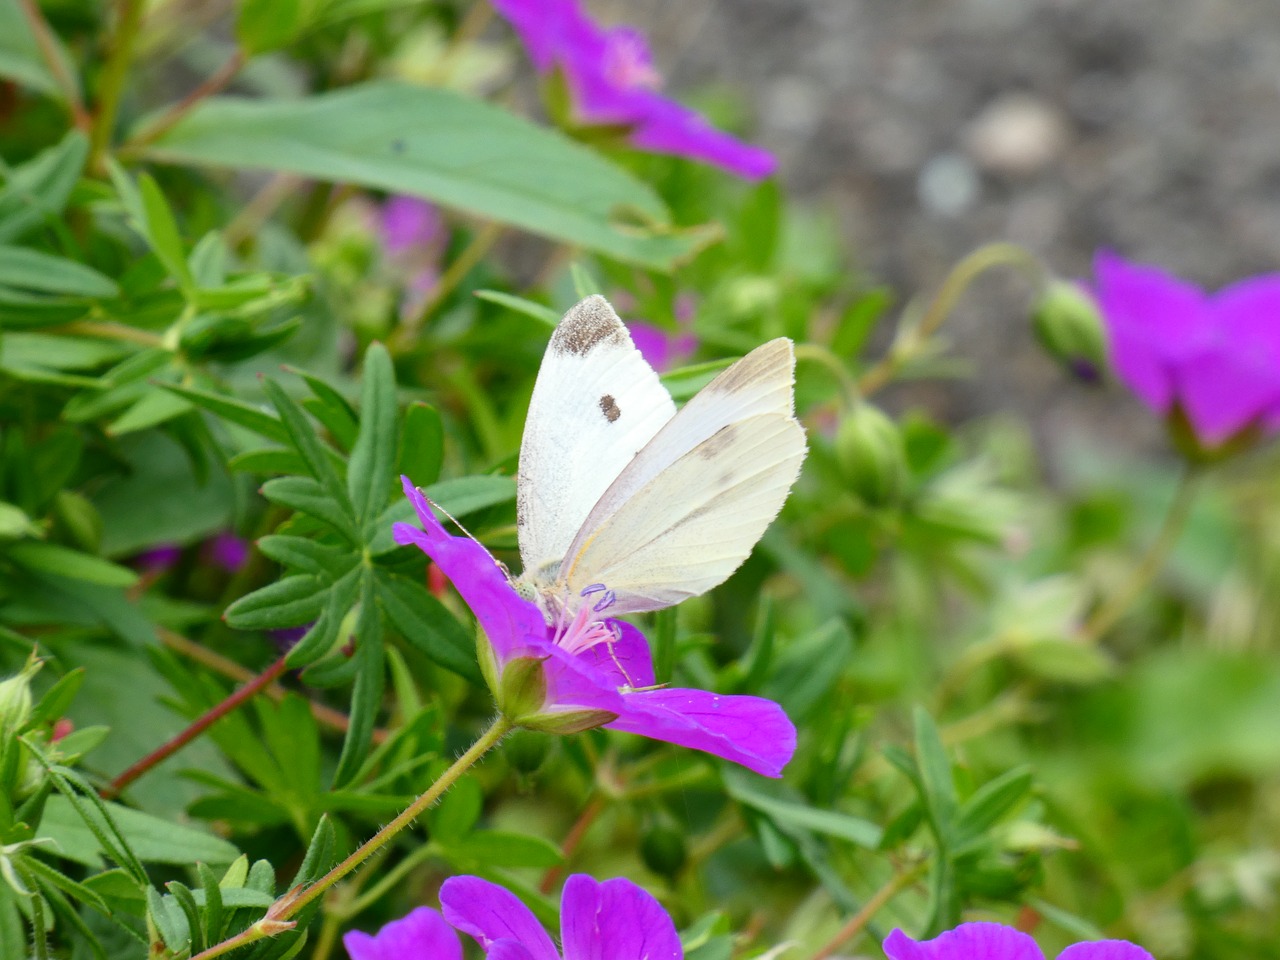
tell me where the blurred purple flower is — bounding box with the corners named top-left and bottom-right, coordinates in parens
top-left (885, 923), bottom-right (1153, 960)
top-left (442, 873), bottom-right (682, 960)
top-left (204, 531), bottom-right (249, 572)
top-left (392, 476), bottom-right (794, 777)
top-left (132, 543), bottom-right (182, 573)
top-left (380, 196), bottom-right (442, 256)
top-left (1094, 251), bottom-right (1280, 449)
top-left (343, 906), bottom-right (461, 960)
top-left (491, 0), bottom-right (775, 180)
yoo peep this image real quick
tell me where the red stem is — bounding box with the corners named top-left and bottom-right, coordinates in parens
top-left (539, 795), bottom-right (605, 893)
top-left (102, 654), bottom-right (290, 799)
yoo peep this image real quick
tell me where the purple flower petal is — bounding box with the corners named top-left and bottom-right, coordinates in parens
top-left (1057, 942), bottom-right (1155, 960)
top-left (491, 0), bottom-right (775, 179)
top-left (207, 531), bottom-right (249, 572)
top-left (578, 620), bottom-right (655, 689)
top-left (606, 687), bottom-right (796, 778)
top-left (381, 196), bottom-right (442, 255)
top-left (560, 874), bottom-right (682, 960)
top-left (393, 477), bottom-right (546, 661)
top-left (884, 923), bottom-right (1045, 960)
top-left (1093, 250), bottom-right (1207, 416)
top-left (342, 907), bottom-right (462, 960)
top-left (487, 943), bottom-right (540, 960)
top-left (440, 876), bottom-right (559, 960)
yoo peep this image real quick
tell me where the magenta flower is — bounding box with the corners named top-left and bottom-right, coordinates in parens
top-left (884, 923), bottom-right (1154, 960)
top-left (1093, 251), bottom-right (1280, 450)
top-left (203, 531), bottom-right (249, 572)
top-left (491, 0), bottom-right (775, 180)
top-left (380, 196), bottom-right (443, 256)
top-left (392, 476), bottom-right (794, 777)
top-left (344, 906), bottom-right (461, 960)
top-left (442, 874), bottom-right (682, 960)
top-left (132, 543), bottom-right (182, 573)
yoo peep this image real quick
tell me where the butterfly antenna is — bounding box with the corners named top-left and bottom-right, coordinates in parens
top-left (419, 488), bottom-right (508, 574)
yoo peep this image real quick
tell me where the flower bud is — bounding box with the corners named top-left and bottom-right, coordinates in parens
top-left (1031, 280), bottom-right (1108, 382)
top-left (0, 657), bottom-right (41, 738)
top-left (835, 404), bottom-right (908, 507)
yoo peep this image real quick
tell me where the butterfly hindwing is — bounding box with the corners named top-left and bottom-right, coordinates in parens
top-left (517, 296), bottom-right (676, 581)
top-left (560, 339), bottom-right (806, 613)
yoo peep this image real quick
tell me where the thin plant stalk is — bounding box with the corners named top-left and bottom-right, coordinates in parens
top-left (810, 862), bottom-right (927, 960)
top-left (1080, 466), bottom-right (1200, 643)
top-left (858, 242), bottom-right (1045, 397)
top-left (16, 0), bottom-right (90, 130)
top-left (187, 715), bottom-right (515, 960)
top-left (90, 0), bottom-right (148, 172)
top-left (123, 48), bottom-right (246, 151)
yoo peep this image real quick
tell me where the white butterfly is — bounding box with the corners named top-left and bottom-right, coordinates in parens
top-left (513, 295), bottom-right (807, 621)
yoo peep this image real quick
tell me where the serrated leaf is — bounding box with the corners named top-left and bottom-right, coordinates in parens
top-left (348, 342), bottom-right (398, 532)
top-left (377, 570), bottom-right (480, 683)
top-left (332, 585), bottom-right (385, 787)
top-left (396, 402), bottom-right (444, 487)
top-left (224, 574), bottom-right (328, 631)
top-left (261, 476), bottom-right (356, 540)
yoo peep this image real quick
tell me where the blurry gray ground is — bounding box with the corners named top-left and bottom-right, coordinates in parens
top-left (613, 0), bottom-right (1280, 469)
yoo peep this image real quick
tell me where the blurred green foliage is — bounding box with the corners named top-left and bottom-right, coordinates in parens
top-left (0, 1), bottom-right (1277, 958)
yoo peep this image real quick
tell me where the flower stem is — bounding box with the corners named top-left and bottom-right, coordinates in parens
top-left (89, 0), bottom-right (147, 173)
top-left (539, 795), bottom-right (605, 893)
top-left (1079, 467), bottom-right (1200, 644)
top-left (858, 242), bottom-right (1045, 397)
top-left (280, 715), bottom-right (512, 917)
top-left (16, 0), bottom-right (91, 130)
top-left (102, 655), bottom-right (290, 799)
top-left (794, 343), bottom-right (860, 412)
top-left (123, 48), bottom-right (246, 151)
top-left (394, 221), bottom-right (504, 346)
top-left (810, 862), bottom-right (926, 960)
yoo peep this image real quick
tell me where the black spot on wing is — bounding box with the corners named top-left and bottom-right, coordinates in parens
top-left (550, 296), bottom-right (628, 356)
top-left (599, 394), bottom-right (621, 422)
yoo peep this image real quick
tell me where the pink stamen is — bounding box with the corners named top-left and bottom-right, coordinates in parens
top-left (554, 604), bottom-right (618, 656)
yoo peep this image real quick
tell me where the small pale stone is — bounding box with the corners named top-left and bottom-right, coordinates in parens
top-left (965, 92), bottom-right (1071, 175)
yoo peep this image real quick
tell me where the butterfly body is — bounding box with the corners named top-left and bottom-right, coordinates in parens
top-left (514, 296), bottom-right (806, 623)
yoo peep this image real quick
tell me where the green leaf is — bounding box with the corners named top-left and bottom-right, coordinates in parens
top-left (198, 865), bottom-right (224, 947)
top-left (396, 402), bottom-right (444, 487)
top-left (0, 246), bottom-right (119, 298)
top-left (913, 706), bottom-right (957, 845)
top-left (0, 1), bottom-right (73, 98)
top-left (377, 570), bottom-right (480, 683)
top-left (725, 771), bottom-right (882, 848)
top-left (262, 379), bottom-right (354, 522)
top-left (38, 795), bottom-right (241, 868)
top-left (284, 567), bottom-right (361, 667)
top-left (261, 476), bottom-right (356, 540)
top-left (7, 542), bottom-right (138, 587)
top-left (348, 342), bottom-right (398, 531)
top-left (236, 0), bottom-right (311, 54)
top-left (952, 767), bottom-right (1034, 849)
top-left (371, 474), bottom-right (516, 554)
top-left (136, 173), bottom-right (195, 293)
top-left (147, 885), bottom-right (188, 952)
top-left (141, 82), bottom-right (712, 270)
top-left (0, 131), bottom-right (88, 244)
top-left (256, 535), bottom-right (355, 578)
top-left (160, 383), bottom-right (289, 443)
top-left (224, 575), bottom-right (329, 631)
top-left (106, 388), bottom-right (193, 436)
top-left (473, 290), bottom-right (559, 327)
top-left (446, 830), bottom-right (563, 869)
top-left (332, 585), bottom-right (385, 787)
top-left (227, 447), bottom-right (309, 476)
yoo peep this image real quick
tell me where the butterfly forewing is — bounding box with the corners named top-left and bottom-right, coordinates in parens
top-left (560, 339), bottom-right (806, 613)
top-left (517, 296), bottom-right (676, 581)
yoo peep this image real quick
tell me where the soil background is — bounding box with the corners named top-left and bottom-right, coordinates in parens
top-left (611, 0), bottom-right (1280, 471)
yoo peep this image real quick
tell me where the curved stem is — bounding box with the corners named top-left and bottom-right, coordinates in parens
top-left (794, 343), bottom-right (859, 412)
top-left (102, 655), bottom-right (289, 799)
top-left (123, 48), bottom-right (245, 151)
top-left (810, 862), bottom-right (926, 960)
top-left (1080, 467), bottom-right (1200, 644)
top-left (17, 0), bottom-right (90, 130)
top-left (858, 242), bottom-right (1046, 397)
top-left (189, 715), bottom-right (513, 960)
top-left (90, 0), bottom-right (147, 173)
